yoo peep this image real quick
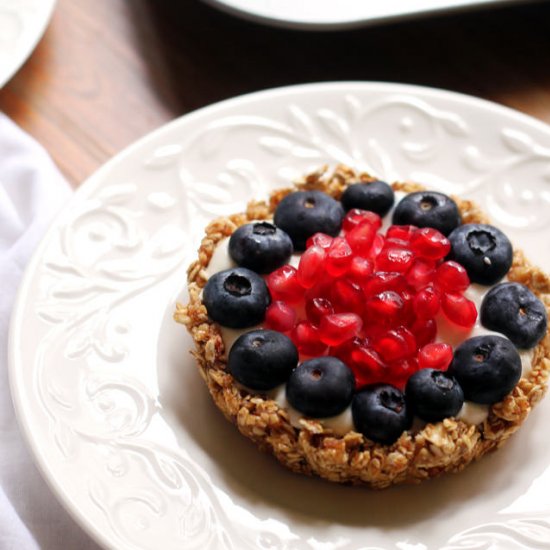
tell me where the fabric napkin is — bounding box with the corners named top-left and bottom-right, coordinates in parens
top-left (0, 112), bottom-right (100, 549)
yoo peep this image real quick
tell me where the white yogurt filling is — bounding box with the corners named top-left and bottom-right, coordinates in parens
top-left (204, 200), bottom-right (536, 431)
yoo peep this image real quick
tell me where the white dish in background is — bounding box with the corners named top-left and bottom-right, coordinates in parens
top-left (0, 0), bottom-right (56, 88)
top-left (9, 82), bottom-right (550, 550)
top-left (201, 0), bottom-right (527, 30)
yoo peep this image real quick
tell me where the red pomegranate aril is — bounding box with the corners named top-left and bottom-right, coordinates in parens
top-left (350, 346), bottom-right (387, 389)
top-left (410, 317), bottom-right (437, 347)
top-left (291, 322), bottom-right (329, 356)
top-left (363, 272), bottom-right (407, 297)
top-left (348, 256), bottom-right (374, 283)
top-left (306, 297), bottom-right (334, 326)
top-left (406, 258), bottom-right (437, 290)
top-left (346, 223), bottom-right (376, 257)
top-left (386, 225), bottom-right (417, 242)
top-left (435, 261), bottom-right (470, 293)
top-left (318, 313), bottom-right (363, 346)
top-left (365, 291), bottom-right (404, 326)
top-left (387, 357), bottom-right (419, 389)
top-left (266, 265), bottom-right (303, 303)
top-left (297, 245), bottom-right (326, 288)
top-left (373, 326), bottom-right (417, 363)
top-left (413, 285), bottom-right (440, 320)
top-left (376, 247), bottom-right (414, 273)
top-left (410, 227), bottom-right (451, 260)
top-left (418, 342), bottom-right (453, 371)
top-left (441, 292), bottom-right (478, 328)
top-left (306, 232), bottom-right (333, 250)
top-left (383, 237), bottom-right (410, 250)
top-left (369, 233), bottom-right (385, 258)
top-left (325, 237), bottom-right (353, 277)
top-left (331, 278), bottom-right (364, 316)
top-left (264, 301), bottom-right (297, 332)
top-left (343, 208), bottom-right (382, 232)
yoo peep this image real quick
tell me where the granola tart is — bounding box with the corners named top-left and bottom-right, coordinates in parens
top-left (175, 165), bottom-right (550, 488)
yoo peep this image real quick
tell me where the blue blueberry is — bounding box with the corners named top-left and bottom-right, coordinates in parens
top-left (274, 190), bottom-right (344, 251)
top-left (447, 224), bottom-right (513, 285)
top-left (405, 369), bottom-right (464, 423)
top-left (352, 384), bottom-right (411, 445)
top-left (228, 330), bottom-right (298, 391)
top-left (392, 191), bottom-right (461, 236)
top-left (286, 357), bottom-right (355, 418)
top-left (228, 222), bottom-right (293, 274)
top-left (202, 267), bottom-right (270, 328)
top-left (480, 282), bottom-right (547, 349)
top-left (341, 180), bottom-right (395, 216)
top-left (448, 335), bottom-right (521, 404)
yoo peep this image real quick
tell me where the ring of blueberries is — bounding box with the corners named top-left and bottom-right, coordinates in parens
top-left (202, 180), bottom-right (548, 445)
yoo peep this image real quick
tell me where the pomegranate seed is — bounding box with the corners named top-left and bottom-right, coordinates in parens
top-left (306, 232), bottom-right (333, 250)
top-left (387, 357), bottom-right (419, 389)
top-left (413, 285), bottom-right (440, 320)
top-left (418, 343), bottom-right (453, 371)
top-left (318, 313), bottom-right (363, 346)
top-left (435, 261), bottom-right (470, 293)
top-left (373, 327), bottom-right (417, 362)
top-left (376, 247), bottom-right (414, 273)
top-left (383, 237), bottom-right (410, 250)
top-left (331, 278), bottom-right (364, 316)
top-left (306, 297), bottom-right (334, 326)
top-left (410, 317), bottom-right (437, 347)
top-left (406, 258), bottom-right (437, 290)
top-left (441, 293), bottom-right (478, 328)
top-left (346, 223), bottom-right (376, 257)
top-left (350, 347), bottom-right (387, 388)
top-left (369, 233), bottom-right (385, 258)
top-left (365, 291), bottom-right (404, 326)
top-left (410, 227), bottom-right (451, 260)
top-left (399, 288), bottom-right (415, 326)
top-left (291, 321), bottom-right (328, 356)
top-left (343, 209), bottom-right (382, 232)
top-left (363, 272), bottom-right (407, 297)
top-left (386, 225), bottom-right (417, 242)
top-left (325, 237), bottom-right (353, 277)
top-left (266, 265), bottom-right (303, 303)
top-left (264, 301), bottom-right (297, 332)
top-left (348, 256), bottom-right (374, 283)
top-left (297, 245), bottom-right (326, 288)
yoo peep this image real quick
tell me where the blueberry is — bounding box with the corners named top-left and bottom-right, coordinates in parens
top-left (228, 222), bottom-right (293, 274)
top-left (449, 335), bottom-right (521, 404)
top-left (274, 191), bottom-right (344, 251)
top-left (480, 282), bottom-right (547, 349)
top-left (405, 369), bottom-right (464, 423)
top-left (286, 357), bottom-right (355, 418)
top-left (392, 191), bottom-right (461, 236)
top-left (341, 180), bottom-right (395, 216)
top-left (447, 224), bottom-right (513, 285)
top-left (228, 329), bottom-right (298, 391)
top-left (352, 384), bottom-right (411, 445)
top-left (202, 267), bottom-right (270, 328)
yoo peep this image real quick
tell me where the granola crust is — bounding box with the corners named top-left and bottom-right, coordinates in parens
top-left (175, 165), bottom-right (550, 488)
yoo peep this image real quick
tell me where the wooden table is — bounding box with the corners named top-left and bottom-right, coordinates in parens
top-left (1, 0), bottom-right (550, 187)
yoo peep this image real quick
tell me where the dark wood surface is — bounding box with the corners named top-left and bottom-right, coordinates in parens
top-left (1, 0), bottom-right (550, 187)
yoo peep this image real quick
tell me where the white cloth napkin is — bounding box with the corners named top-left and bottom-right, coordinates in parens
top-left (0, 113), bottom-right (100, 549)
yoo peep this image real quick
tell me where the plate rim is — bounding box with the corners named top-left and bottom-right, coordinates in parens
top-left (9, 80), bottom-right (550, 550)
top-left (200, 0), bottom-right (527, 30)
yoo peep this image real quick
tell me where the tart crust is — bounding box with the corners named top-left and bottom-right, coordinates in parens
top-left (175, 165), bottom-right (550, 488)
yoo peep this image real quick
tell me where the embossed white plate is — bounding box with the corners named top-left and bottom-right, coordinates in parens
top-left (0, 0), bottom-right (56, 88)
top-left (201, 0), bottom-right (526, 30)
top-left (9, 82), bottom-right (550, 550)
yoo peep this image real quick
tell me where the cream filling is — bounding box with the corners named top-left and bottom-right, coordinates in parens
top-left (204, 203), bottom-right (535, 430)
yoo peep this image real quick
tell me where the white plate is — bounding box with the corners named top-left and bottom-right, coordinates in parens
top-left (201, 0), bottom-right (526, 30)
top-left (0, 0), bottom-right (56, 88)
top-left (9, 82), bottom-right (550, 550)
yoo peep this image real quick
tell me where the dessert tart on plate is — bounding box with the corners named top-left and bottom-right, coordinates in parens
top-left (175, 165), bottom-right (550, 488)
